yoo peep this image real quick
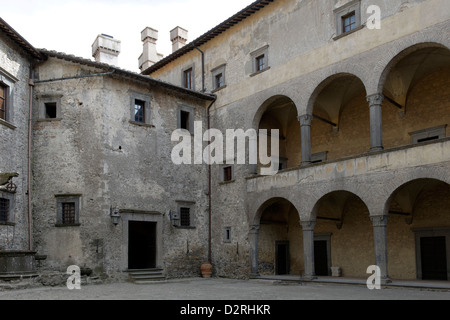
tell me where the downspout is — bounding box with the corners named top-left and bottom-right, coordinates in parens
top-left (27, 66), bottom-right (34, 252)
top-left (206, 96), bottom-right (216, 264)
top-left (192, 42), bottom-right (205, 93)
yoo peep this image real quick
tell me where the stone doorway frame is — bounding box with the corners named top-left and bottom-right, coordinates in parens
top-left (120, 210), bottom-right (163, 271)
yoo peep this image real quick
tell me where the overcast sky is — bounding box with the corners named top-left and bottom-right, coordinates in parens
top-left (1, 0), bottom-right (255, 72)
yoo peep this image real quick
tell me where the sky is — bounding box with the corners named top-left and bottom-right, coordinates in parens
top-left (1, 0), bottom-right (255, 72)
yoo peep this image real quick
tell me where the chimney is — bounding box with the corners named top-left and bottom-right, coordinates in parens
top-left (92, 34), bottom-right (121, 66)
top-left (170, 27), bottom-right (188, 53)
top-left (139, 27), bottom-right (161, 72)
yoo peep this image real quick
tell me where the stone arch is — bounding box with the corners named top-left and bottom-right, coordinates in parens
top-left (250, 194), bottom-right (301, 227)
top-left (383, 176), bottom-right (450, 218)
top-left (251, 95), bottom-right (298, 131)
top-left (374, 41), bottom-right (450, 95)
top-left (310, 189), bottom-right (371, 225)
top-left (305, 72), bottom-right (369, 117)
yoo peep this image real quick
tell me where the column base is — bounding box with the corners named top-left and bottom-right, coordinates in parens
top-left (369, 146), bottom-right (384, 152)
top-left (301, 275), bottom-right (317, 281)
top-left (249, 273), bottom-right (261, 279)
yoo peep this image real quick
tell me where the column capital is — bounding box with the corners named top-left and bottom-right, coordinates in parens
top-left (300, 220), bottom-right (316, 231)
top-left (249, 225), bottom-right (260, 234)
top-left (367, 93), bottom-right (384, 106)
top-left (370, 215), bottom-right (389, 227)
top-left (298, 114), bottom-right (313, 126)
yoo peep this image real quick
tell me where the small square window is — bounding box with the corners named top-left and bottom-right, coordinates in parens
top-left (180, 207), bottom-right (191, 227)
top-left (0, 84), bottom-right (7, 121)
top-left (39, 95), bottom-right (62, 120)
top-left (45, 102), bottom-right (58, 119)
top-left (56, 195), bottom-right (81, 227)
top-left (134, 99), bottom-right (146, 123)
top-left (0, 198), bottom-right (10, 223)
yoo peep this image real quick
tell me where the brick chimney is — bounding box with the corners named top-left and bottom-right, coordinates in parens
top-left (170, 27), bottom-right (188, 53)
top-left (139, 27), bottom-right (163, 72)
top-left (92, 34), bottom-right (121, 66)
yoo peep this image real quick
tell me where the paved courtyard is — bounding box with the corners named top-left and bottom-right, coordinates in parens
top-left (0, 278), bottom-right (449, 301)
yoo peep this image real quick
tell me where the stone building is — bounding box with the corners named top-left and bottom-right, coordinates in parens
top-left (144, 0), bottom-right (450, 282)
top-left (0, 18), bottom-right (43, 278)
top-left (0, 0), bottom-right (449, 284)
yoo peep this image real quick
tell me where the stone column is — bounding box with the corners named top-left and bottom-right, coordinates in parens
top-left (370, 215), bottom-right (391, 284)
top-left (298, 115), bottom-right (313, 166)
top-left (249, 225), bottom-right (260, 278)
top-left (367, 94), bottom-right (384, 152)
top-left (301, 220), bottom-right (317, 280)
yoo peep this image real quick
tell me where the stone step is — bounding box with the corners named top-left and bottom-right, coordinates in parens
top-left (128, 269), bottom-right (166, 284)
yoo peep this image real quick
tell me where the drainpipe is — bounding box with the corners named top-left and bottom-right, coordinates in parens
top-left (27, 66), bottom-right (34, 252)
top-left (206, 97), bottom-right (216, 264)
top-left (192, 42), bottom-right (205, 93)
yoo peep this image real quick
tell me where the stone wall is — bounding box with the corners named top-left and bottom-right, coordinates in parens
top-left (0, 33), bottom-right (32, 251)
top-left (31, 57), bottom-right (211, 277)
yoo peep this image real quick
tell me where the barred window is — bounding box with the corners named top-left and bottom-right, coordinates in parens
top-left (180, 207), bottom-right (191, 227)
top-left (62, 202), bottom-right (76, 225)
top-left (0, 198), bottom-right (9, 222)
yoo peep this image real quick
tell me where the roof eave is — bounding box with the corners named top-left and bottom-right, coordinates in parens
top-left (141, 0), bottom-right (274, 75)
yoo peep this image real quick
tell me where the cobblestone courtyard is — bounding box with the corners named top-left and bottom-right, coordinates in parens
top-left (0, 278), bottom-right (449, 300)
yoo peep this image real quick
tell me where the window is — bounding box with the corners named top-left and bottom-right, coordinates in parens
top-left (410, 125), bottom-right (447, 144)
top-left (211, 64), bottom-right (226, 91)
top-left (334, 0), bottom-right (362, 39)
top-left (0, 198), bottom-right (9, 223)
top-left (180, 207), bottom-right (191, 227)
top-left (134, 99), bottom-right (146, 123)
top-left (176, 200), bottom-right (195, 228)
top-left (184, 68), bottom-right (193, 89)
top-left (38, 95), bottom-right (62, 120)
top-left (45, 102), bottom-right (57, 119)
top-left (0, 83), bottom-right (7, 121)
top-left (56, 194), bottom-right (81, 227)
top-left (180, 111), bottom-right (190, 131)
top-left (178, 105), bottom-right (195, 134)
top-left (256, 55), bottom-right (266, 72)
top-left (311, 151), bottom-right (328, 164)
top-left (250, 45), bottom-right (269, 76)
top-left (215, 73), bottom-right (224, 89)
top-left (62, 202), bottom-right (76, 225)
top-left (342, 12), bottom-right (357, 33)
top-left (223, 166), bottom-right (233, 182)
top-left (130, 93), bottom-right (152, 126)
top-left (224, 227), bottom-right (232, 243)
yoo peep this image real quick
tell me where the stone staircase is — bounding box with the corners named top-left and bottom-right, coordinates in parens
top-left (128, 269), bottom-right (166, 284)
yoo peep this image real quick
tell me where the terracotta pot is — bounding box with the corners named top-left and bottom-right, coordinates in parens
top-left (201, 262), bottom-right (213, 278)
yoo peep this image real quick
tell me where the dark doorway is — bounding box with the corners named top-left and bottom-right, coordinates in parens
top-left (314, 240), bottom-right (330, 276)
top-left (276, 242), bottom-right (290, 275)
top-left (420, 236), bottom-right (448, 281)
top-left (128, 221), bottom-right (157, 270)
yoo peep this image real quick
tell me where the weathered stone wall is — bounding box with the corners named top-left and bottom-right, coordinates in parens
top-left (0, 33), bottom-right (32, 251)
top-left (32, 57), bottom-right (210, 278)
